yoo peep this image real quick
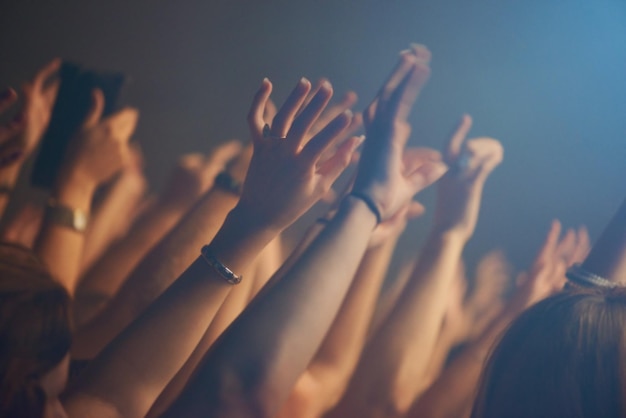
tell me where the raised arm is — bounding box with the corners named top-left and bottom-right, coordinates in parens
top-left (79, 145), bottom-right (147, 273)
top-left (73, 141), bottom-right (241, 326)
top-left (331, 109), bottom-right (503, 418)
top-left (278, 199), bottom-right (424, 418)
top-left (407, 221), bottom-right (587, 418)
top-left (34, 89), bottom-right (138, 295)
top-left (72, 142), bottom-right (247, 359)
top-left (63, 76), bottom-right (358, 418)
top-left (162, 49), bottom-right (442, 418)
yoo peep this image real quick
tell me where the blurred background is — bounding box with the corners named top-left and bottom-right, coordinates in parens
top-left (1, 0), bottom-right (625, 276)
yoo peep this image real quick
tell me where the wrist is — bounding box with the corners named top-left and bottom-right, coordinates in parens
top-left (206, 203), bottom-right (281, 269)
top-left (429, 224), bottom-right (472, 244)
top-left (53, 174), bottom-right (96, 213)
top-left (426, 228), bottom-right (468, 251)
top-left (341, 195), bottom-right (379, 230)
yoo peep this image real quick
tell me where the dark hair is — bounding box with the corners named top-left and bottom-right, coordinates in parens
top-left (471, 287), bottom-right (626, 418)
top-left (0, 244), bottom-right (72, 418)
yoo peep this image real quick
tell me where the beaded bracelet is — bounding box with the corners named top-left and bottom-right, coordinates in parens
top-left (565, 264), bottom-right (617, 289)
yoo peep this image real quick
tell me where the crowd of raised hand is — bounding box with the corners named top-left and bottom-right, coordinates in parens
top-left (0, 44), bottom-right (625, 418)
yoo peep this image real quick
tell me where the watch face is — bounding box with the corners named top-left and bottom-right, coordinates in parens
top-left (75, 213), bottom-right (88, 231)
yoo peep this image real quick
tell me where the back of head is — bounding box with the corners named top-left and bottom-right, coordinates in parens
top-left (0, 243), bottom-right (72, 418)
top-left (471, 287), bottom-right (626, 418)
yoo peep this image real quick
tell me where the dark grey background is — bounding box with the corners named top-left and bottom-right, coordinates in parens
top-left (1, 0), bottom-right (625, 275)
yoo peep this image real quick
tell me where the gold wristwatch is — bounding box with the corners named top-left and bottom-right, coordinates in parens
top-left (45, 198), bottom-right (89, 233)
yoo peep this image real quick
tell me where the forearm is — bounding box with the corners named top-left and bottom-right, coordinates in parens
top-left (34, 176), bottom-right (95, 295)
top-left (80, 176), bottom-right (145, 273)
top-left (164, 197), bottom-right (377, 418)
top-left (285, 238), bottom-right (397, 417)
top-left (334, 231), bottom-right (466, 418)
top-left (72, 188), bottom-right (238, 359)
top-left (408, 307), bottom-right (513, 418)
top-left (65, 204), bottom-right (279, 418)
top-left (74, 200), bottom-right (189, 326)
top-left (582, 197), bottom-right (626, 283)
top-left (368, 259), bottom-right (415, 339)
top-left (419, 322), bottom-right (460, 392)
top-left (147, 262), bottom-right (257, 418)
top-left (249, 235), bottom-right (284, 299)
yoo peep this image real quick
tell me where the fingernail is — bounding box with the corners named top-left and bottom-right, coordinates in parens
top-left (399, 49), bottom-right (411, 55)
top-left (262, 77), bottom-right (269, 84)
top-left (300, 77), bottom-right (310, 86)
top-left (321, 79), bottom-right (332, 90)
top-left (344, 109), bottom-right (353, 118)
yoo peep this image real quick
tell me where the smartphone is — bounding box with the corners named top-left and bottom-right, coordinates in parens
top-left (31, 61), bottom-right (126, 189)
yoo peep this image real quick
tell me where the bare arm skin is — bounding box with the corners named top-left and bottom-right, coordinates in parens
top-left (331, 106), bottom-right (503, 418)
top-left (35, 90), bottom-right (138, 295)
top-left (73, 142), bottom-right (241, 327)
top-left (162, 48), bottom-right (443, 418)
top-left (64, 76), bottom-right (358, 418)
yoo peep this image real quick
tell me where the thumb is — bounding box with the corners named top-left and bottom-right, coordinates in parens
top-left (408, 160), bottom-right (447, 193)
top-left (83, 89), bottom-right (105, 128)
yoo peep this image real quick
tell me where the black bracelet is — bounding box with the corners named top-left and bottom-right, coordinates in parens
top-left (214, 171), bottom-right (242, 196)
top-left (349, 192), bottom-right (382, 224)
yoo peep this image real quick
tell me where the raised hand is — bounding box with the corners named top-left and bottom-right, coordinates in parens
top-left (241, 77), bottom-right (360, 230)
top-left (354, 47), bottom-right (445, 220)
top-left (161, 140), bottom-right (242, 208)
top-left (366, 147), bottom-right (441, 248)
top-left (433, 114), bottom-right (503, 239)
top-left (511, 220), bottom-right (585, 311)
top-left (59, 89), bottom-right (138, 190)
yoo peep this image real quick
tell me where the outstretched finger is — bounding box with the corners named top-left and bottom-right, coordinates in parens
top-left (316, 135), bottom-right (363, 185)
top-left (106, 107), bottom-right (139, 141)
top-left (536, 220), bottom-right (562, 263)
top-left (387, 59), bottom-right (431, 122)
top-left (270, 77), bottom-right (311, 138)
top-left (309, 91), bottom-right (358, 138)
top-left (402, 147), bottom-right (443, 174)
top-left (247, 78), bottom-right (273, 142)
top-left (82, 89), bottom-right (106, 128)
top-left (556, 228), bottom-right (577, 265)
top-left (302, 110), bottom-right (352, 162)
top-left (408, 43), bottom-right (432, 62)
top-left (377, 51), bottom-right (417, 106)
top-left (445, 114), bottom-right (473, 163)
top-left (288, 80), bottom-right (334, 150)
top-left (318, 112), bottom-right (363, 163)
top-left (263, 98), bottom-right (278, 125)
top-left (571, 226), bottom-right (591, 264)
top-left (407, 160), bottom-right (447, 193)
top-left (31, 58), bottom-right (61, 91)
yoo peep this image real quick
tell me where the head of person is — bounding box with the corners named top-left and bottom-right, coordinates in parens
top-left (0, 243), bottom-right (72, 418)
top-left (472, 287), bottom-right (626, 418)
